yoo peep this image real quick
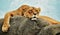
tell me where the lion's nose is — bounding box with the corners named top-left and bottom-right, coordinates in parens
top-left (33, 16), bottom-right (36, 18)
top-left (34, 13), bottom-right (36, 15)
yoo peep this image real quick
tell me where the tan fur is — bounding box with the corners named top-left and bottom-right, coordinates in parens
top-left (24, 7), bottom-right (40, 18)
top-left (38, 16), bottom-right (60, 25)
top-left (2, 5), bottom-right (30, 32)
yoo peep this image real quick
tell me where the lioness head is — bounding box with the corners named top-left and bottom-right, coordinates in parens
top-left (24, 7), bottom-right (41, 19)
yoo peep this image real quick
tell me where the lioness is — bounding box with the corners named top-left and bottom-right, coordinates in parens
top-left (2, 5), bottom-right (60, 32)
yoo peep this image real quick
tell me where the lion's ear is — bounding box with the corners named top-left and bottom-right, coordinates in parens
top-left (37, 8), bottom-right (41, 12)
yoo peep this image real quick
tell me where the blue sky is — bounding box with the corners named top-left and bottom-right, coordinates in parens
top-left (0, 0), bottom-right (60, 21)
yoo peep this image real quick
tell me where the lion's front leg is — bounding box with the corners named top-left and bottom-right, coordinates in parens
top-left (2, 13), bottom-right (11, 32)
top-left (2, 23), bottom-right (10, 32)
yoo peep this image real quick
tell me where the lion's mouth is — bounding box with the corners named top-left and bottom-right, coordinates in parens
top-left (31, 15), bottom-right (38, 20)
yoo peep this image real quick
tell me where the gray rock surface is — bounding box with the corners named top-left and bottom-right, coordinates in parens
top-left (38, 24), bottom-right (60, 35)
top-left (0, 16), bottom-right (50, 35)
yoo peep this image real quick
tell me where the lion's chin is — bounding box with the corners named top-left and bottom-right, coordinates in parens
top-left (31, 17), bottom-right (37, 20)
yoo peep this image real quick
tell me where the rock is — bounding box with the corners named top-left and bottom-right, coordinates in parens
top-left (38, 24), bottom-right (60, 35)
top-left (0, 16), bottom-right (50, 35)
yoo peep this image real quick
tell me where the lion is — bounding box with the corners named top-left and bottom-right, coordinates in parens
top-left (2, 5), bottom-right (60, 32)
top-left (2, 5), bottom-right (30, 32)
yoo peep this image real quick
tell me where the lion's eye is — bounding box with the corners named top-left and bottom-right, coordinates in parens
top-left (35, 10), bottom-right (38, 12)
top-left (36, 10), bottom-right (39, 13)
top-left (29, 10), bottom-right (32, 13)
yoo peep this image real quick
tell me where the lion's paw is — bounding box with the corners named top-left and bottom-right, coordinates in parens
top-left (2, 25), bottom-right (10, 32)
